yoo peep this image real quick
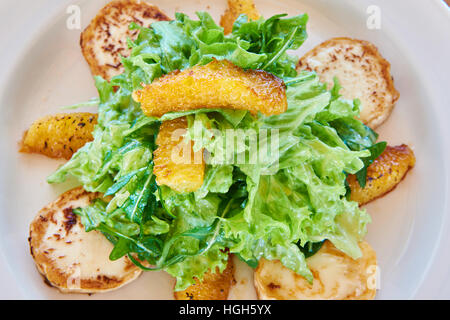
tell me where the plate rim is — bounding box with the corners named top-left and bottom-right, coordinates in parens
top-left (0, 0), bottom-right (449, 299)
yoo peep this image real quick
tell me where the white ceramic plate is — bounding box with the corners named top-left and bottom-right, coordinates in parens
top-left (0, 0), bottom-right (449, 299)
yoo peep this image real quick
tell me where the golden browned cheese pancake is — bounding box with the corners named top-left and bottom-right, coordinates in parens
top-left (133, 59), bottom-right (287, 117)
top-left (174, 255), bottom-right (235, 300)
top-left (297, 37), bottom-right (399, 129)
top-left (80, 0), bottom-right (169, 81)
top-left (20, 113), bottom-right (97, 160)
top-left (29, 187), bottom-right (142, 293)
top-left (348, 144), bottom-right (415, 206)
top-left (254, 241), bottom-right (377, 300)
top-left (220, 0), bottom-right (260, 34)
top-left (153, 117), bottom-right (205, 193)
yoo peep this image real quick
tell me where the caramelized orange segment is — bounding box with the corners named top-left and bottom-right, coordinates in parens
top-left (153, 117), bottom-right (205, 193)
top-left (220, 0), bottom-right (260, 34)
top-left (174, 255), bottom-right (235, 300)
top-left (20, 113), bottom-right (97, 160)
top-left (348, 144), bottom-right (415, 206)
top-left (133, 59), bottom-right (287, 117)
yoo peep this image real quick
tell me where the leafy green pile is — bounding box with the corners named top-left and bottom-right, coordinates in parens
top-left (48, 12), bottom-right (383, 290)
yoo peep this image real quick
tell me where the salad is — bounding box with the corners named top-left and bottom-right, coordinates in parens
top-left (47, 11), bottom-right (377, 290)
top-left (23, 0), bottom-right (415, 300)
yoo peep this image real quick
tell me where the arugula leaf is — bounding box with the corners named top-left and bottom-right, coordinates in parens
top-left (104, 167), bottom-right (146, 196)
top-left (298, 240), bottom-right (325, 258)
top-left (355, 142), bottom-right (387, 188)
top-left (122, 168), bottom-right (156, 224)
top-left (330, 117), bottom-right (378, 151)
top-left (236, 253), bottom-right (259, 269)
